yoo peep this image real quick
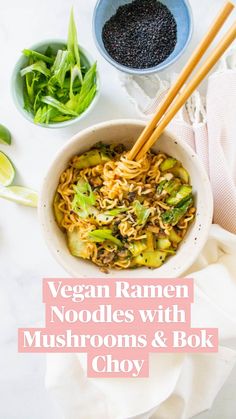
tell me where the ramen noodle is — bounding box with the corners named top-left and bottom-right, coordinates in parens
top-left (54, 143), bottom-right (195, 272)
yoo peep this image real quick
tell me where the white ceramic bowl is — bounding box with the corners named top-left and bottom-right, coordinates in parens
top-left (39, 119), bottom-right (213, 278)
top-left (12, 39), bottom-right (100, 129)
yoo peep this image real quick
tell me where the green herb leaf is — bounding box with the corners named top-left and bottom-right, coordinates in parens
top-left (67, 7), bottom-right (82, 95)
top-left (105, 208), bottom-right (128, 216)
top-left (20, 7), bottom-right (97, 125)
top-left (70, 64), bottom-right (83, 99)
top-left (41, 96), bottom-right (78, 116)
top-left (50, 114), bottom-right (72, 122)
top-left (133, 200), bottom-right (151, 225)
top-left (157, 180), bottom-right (167, 195)
top-left (34, 105), bottom-right (54, 124)
top-left (20, 60), bottom-right (51, 78)
top-left (89, 229), bottom-right (122, 247)
top-left (23, 49), bottom-right (54, 64)
top-left (161, 196), bottom-right (193, 226)
top-left (75, 63), bottom-right (97, 111)
top-left (24, 73), bottom-right (35, 104)
top-left (166, 185), bottom-right (192, 207)
top-left (67, 8), bottom-right (81, 67)
top-left (76, 84), bottom-right (96, 115)
top-left (50, 50), bottom-right (71, 87)
top-left (72, 179), bottom-right (96, 218)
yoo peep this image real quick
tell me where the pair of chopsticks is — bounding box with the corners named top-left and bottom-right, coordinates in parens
top-left (128, 1), bottom-right (236, 161)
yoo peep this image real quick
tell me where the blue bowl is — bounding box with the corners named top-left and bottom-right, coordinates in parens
top-left (93, 0), bottom-right (193, 75)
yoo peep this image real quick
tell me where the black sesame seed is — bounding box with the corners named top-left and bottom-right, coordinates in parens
top-left (102, 0), bottom-right (177, 69)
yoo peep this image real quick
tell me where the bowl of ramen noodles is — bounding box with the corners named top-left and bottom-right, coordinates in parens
top-left (39, 119), bottom-right (213, 278)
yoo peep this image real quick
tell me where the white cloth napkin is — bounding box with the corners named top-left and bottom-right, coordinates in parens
top-left (46, 51), bottom-right (236, 418)
top-left (46, 226), bottom-right (236, 419)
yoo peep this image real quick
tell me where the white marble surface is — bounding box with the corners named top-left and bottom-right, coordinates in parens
top-left (0, 0), bottom-right (235, 418)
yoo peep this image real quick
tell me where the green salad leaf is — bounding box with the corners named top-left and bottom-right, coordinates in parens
top-left (20, 8), bottom-right (97, 125)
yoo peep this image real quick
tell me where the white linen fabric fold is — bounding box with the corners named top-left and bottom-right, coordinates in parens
top-left (46, 226), bottom-right (236, 419)
top-left (46, 347), bottom-right (236, 419)
top-left (46, 51), bottom-right (236, 418)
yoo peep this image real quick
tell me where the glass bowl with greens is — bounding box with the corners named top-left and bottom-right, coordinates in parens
top-left (11, 10), bottom-right (99, 128)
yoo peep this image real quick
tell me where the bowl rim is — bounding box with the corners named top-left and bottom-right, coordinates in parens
top-left (38, 118), bottom-right (213, 278)
top-left (92, 0), bottom-right (194, 75)
top-left (11, 38), bottom-right (100, 129)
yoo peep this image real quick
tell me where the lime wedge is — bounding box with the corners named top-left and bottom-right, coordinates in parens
top-left (0, 186), bottom-right (38, 207)
top-left (0, 124), bottom-right (11, 145)
top-left (0, 152), bottom-right (15, 186)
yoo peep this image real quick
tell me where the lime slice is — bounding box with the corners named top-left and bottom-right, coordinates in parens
top-left (0, 124), bottom-right (11, 145)
top-left (0, 152), bottom-right (15, 186)
top-left (0, 186), bottom-right (38, 207)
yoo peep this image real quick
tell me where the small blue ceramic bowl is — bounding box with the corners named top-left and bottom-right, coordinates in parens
top-left (93, 0), bottom-right (193, 75)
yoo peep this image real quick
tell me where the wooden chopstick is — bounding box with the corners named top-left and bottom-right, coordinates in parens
top-left (135, 21), bottom-right (236, 160)
top-left (128, 1), bottom-right (235, 161)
